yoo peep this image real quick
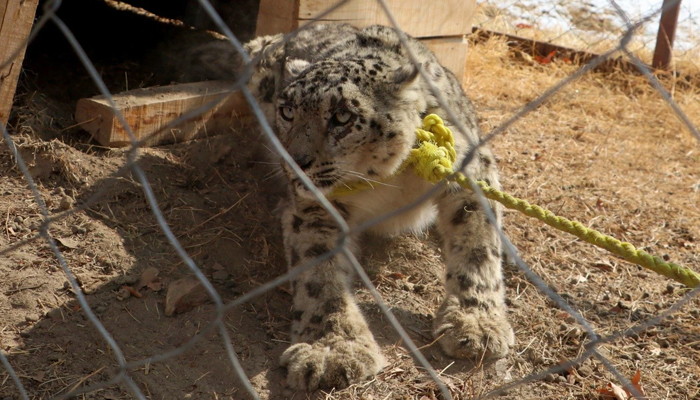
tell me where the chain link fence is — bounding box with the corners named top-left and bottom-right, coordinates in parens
top-left (474, 0), bottom-right (700, 73)
top-left (1, 0), bottom-right (699, 399)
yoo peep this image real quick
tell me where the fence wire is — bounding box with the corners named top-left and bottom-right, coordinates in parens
top-left (474, 0), bottom-right (700, 73)
top-left (1, 0), bottom-right (699, 399)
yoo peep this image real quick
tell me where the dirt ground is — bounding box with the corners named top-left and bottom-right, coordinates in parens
top-left (2, 2), bottom-right (700, 400)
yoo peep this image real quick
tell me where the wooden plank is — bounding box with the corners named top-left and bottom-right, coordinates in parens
top-left (0, 0), bottom-right (40, 125)
top-left (75, 81), bottom-right (251, 147)
top-left (297, 0), bottom-right (475, 38)
top-left (256, 0), bottom-right (300, 37)
top-left (256, 0), bottom-right (474, 82)
top-left (257, 0), bottom-right (475, 39)
top-left (421, 36), bottom-right (468, 80)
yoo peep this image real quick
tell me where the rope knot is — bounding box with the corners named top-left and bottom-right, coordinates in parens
top-left (406, 114), bottom-right (457, 183)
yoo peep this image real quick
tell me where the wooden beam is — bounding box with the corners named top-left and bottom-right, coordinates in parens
top-left (255, 0), bottom-right (475, 81)
top-left (75, 81), bottom-right (251, 147)
top-left (0, 0), bottom-right (40, 126)
top-left (421, 36), bottom-right (468, 81)
top-left (257, 0), bottom-right (475, 39)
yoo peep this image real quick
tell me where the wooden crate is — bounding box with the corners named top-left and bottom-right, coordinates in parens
top-left (0, 0), bottom-right (40, 125)
top-left (255, 0), bottom-right (475, 80)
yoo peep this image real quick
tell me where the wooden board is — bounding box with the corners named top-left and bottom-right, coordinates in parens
top-left (0, 0), bottom-right (40, 125)
top-left (256, 0), bottom-right (475, 39)
top-left (255, 0), bottom-right (473, 82)
top-left (75, 81), bottom-right (251, 147)
top-left (422, 36), bottom-right (468, 81)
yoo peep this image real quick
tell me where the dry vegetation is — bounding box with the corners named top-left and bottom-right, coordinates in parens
top-left (1, 28), bottom-right (700, 400)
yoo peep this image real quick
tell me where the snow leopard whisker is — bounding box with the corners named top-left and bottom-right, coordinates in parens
top-left (340, 170), bottom-right (399, 189)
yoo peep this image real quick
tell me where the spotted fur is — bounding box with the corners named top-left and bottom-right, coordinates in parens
top-left (240, 24), bottom-right (514, 391)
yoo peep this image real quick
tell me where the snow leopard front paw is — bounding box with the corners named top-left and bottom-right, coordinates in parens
top-left (280, 334), bottom-right (384, 391)
top-left (433, 294), bottom-right (514, 360)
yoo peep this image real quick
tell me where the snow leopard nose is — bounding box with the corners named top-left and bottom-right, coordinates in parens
top-left (292, 154), bottom-right (315, 171)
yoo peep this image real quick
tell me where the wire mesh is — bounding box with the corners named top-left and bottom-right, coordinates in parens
top-left (1, 0), bottom-right (699, 399)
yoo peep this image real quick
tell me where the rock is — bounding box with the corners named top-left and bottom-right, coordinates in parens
top-left (116, 287), bottom-right (131, 301)
top-left (577, 365), bottom-right (593, 377)
top-left (212, 270), bottom-right (229, 281)
top-left (71, 224), bottom-right (87, 234)
top-left (164, 277), bottom-right (212, 316)
top-left (25, 313), bottom-right (40, 323)
top-left (137, 267), bottom-right (160, 290)
top-left (55, 237), bottom-right (79, 249)
top-left (113, 275), bottom-right (139, 286)
top-left (58, 195), bottom-right (74, 211)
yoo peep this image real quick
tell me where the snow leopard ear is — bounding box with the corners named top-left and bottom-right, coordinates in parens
top-left (392, 63), bottom-right (421, 86)
top-left (284, 58), bottom-right (310, 79)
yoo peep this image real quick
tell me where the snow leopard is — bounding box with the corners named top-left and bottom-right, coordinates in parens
top-left (236, 23), bottom-right (513, 391)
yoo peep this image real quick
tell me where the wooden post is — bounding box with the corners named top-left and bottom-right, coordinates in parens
top-left (652, 0), bottom-right (682, 70)
top-left (0, 0), bottom-right (40, 126)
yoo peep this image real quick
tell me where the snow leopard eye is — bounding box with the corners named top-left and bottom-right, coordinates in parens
top-left (332, 110), bottom-right (353, 125)
top-left (280, 106), bottom-right (294, 122)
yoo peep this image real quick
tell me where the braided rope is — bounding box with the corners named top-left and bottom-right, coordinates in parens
top-left (330, 114), bottom-right (700, 288)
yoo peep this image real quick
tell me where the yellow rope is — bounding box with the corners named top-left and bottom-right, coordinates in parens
top-left (331, 114), bottom-right (700, 288)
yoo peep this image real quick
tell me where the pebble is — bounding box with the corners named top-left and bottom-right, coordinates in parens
top-left (577, 365), bottom-right (593, 377)
top-left (25, 313), bottom-right (40, 323)
top-left (556, 375), bottom-right (567, 384)
top-left (212, 270), bottom-right (229, 281)
top-left (544, 373), bottom-right (557, 382)
top-left (413, 284), bottom-right (425, 294)
top-left (58, 195), bottom-right (74, 211)
top-left (632, 352), bottom-right (642, 361)
top-left (47, 353), bottom-right (61, 362)
top-left (71, 225), bottom-right (87, 234)
top-left (664, 356), bottom-right (678, 364)
top-left (116, 287), bottom-right (131, 301)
